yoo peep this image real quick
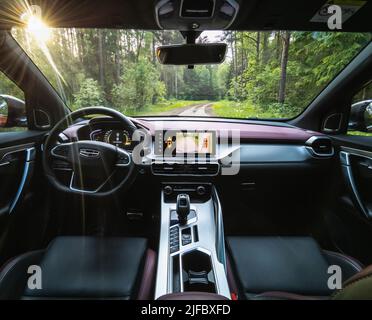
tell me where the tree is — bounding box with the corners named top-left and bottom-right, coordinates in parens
top-left (10, 27), bottom-right (370, 118)
top-left (111, 58), bottom-right (165, 111)
top-left (73, 78), bottom-right (105, 109)
top-left (278, 31), bottom-right (291, 103)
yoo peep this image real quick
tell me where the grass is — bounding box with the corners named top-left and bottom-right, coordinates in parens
top-left (124, 100), bottom-right (208, 116)
top-left (72, 99), bottom-right (285, 118)
top-left (125, 99), bottom-right (285, 118)
top-left (211, 100), bottom-right (278, 119)
top-left (347, 131), bottom-right (372, 137)
top-left (0, 127), bottom-right (27, 132)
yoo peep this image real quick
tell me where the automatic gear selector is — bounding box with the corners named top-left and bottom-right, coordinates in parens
top-left (176, 194), bottom-right (190, 225)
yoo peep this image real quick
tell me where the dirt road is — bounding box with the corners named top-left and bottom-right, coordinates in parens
top-left (159, 103), bottom-right (214, 116)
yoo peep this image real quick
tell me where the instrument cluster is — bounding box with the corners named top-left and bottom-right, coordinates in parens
top-left (90, 129), bottom-right (133, 149)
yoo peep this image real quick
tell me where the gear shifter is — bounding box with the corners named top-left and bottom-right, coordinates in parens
top-left (176, 194), bottom-right (190, 225)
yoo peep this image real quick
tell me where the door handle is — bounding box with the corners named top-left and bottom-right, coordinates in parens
top-left (0, 161), bottom-right (10, 167)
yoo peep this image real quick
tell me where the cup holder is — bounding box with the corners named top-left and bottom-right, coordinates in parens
top-left (181, 250), bottom-right (216, 293)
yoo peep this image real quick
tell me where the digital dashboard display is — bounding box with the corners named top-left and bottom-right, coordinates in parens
top-left (176, 132), bottom-right (214, 154)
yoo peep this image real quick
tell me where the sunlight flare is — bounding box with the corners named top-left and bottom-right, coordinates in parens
top-left (24, 14), bottom-right (51, 43)
top-left (19, 6), bottom-right (67, 97)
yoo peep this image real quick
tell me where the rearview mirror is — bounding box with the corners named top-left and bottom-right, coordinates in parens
top-left (0, 95), bottom-right (27, 128)
top-left (156, 43), bottom-right (227, 65)
top-left (348, 100), bottom-right (372, 132)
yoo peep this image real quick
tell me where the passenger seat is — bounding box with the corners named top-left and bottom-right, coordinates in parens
top-left (227, 236), bottom-right (365, 300)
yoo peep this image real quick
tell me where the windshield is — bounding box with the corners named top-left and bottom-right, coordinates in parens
top-left (12, 28), bottom-right (371, 119)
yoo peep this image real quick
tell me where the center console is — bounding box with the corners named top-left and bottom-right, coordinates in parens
top-left (155, 182), bottom-right (230, 299)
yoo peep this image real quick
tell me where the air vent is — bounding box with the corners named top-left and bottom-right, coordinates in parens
top-left (306, 136), bottom-right (334, 157)
top-left (152, 163), bottom-right (219, 175)
top-left (181, 0), bottom-right (215, 18)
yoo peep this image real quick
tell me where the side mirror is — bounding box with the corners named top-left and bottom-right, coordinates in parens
top-left (0, 95), bottom-right (27, 128)
top-left (0, 96), bottom-right (9, 127)
top-left (348, 100), bottom-right (372, 132)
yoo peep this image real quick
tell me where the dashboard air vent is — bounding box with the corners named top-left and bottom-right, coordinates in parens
top-left (152, 163), bottom-right (219, 175)
top-left (306, 136), bottom-right (334, 157)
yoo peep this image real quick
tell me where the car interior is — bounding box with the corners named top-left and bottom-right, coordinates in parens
top-left (0, 0), bottom-right (371, 301)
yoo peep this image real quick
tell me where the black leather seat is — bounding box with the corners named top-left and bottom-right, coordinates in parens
top-left (227, 236), bottom-right (364, 300)
top-left (0, 236), bottom-right (156, 300)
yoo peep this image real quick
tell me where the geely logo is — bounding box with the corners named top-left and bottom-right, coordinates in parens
top-left (79, 148), bottom-right (100, 158)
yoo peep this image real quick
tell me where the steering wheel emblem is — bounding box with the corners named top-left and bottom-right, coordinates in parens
top-left (79, 148), bottom-right (100, 158)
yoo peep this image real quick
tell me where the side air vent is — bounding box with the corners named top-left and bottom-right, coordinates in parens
top-left (306, 136), bottom-right (334, 157)
top-left (152, 163), bottom-right (219, 175)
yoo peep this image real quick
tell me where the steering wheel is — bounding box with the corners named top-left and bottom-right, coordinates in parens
top-left (43, 107), bottom-right (137, 197)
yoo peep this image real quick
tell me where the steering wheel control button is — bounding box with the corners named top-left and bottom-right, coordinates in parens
top-left (58, 133), bottom-right (69, 143)
top-left (117, 150), bottom-right (131, 166)
top-left (169, 226), bottom-right (180, 253)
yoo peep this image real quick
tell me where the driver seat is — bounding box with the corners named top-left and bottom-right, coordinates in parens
top-left (0, 236), bottom-right (156, 300)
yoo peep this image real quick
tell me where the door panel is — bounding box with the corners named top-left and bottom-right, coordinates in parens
top-left (0, 131), bottom-right (45, 233)
top-left (0, 143), bottom-right (35, 217)
top-left (0, 131), bottom-right (48, 266)
top-left (340, 147), bottom-right (372, 219)
top-left (326, 136), bottom-right (372, 265)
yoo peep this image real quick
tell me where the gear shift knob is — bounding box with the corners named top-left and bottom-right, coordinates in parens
top-left (176, 194), bottom-right (190, 225)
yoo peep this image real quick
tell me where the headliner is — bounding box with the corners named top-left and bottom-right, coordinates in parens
top-left (0, 0), bottom-right (371, 32)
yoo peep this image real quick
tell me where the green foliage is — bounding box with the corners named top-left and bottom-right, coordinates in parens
top-left (347, 131), bottom-right (372, 137)
top-left (72, 78), bottom-right (105, 110)
top-left (0, 72), bottom-right (25, 100)
top-left (212, 100), bottom-right (279, 119)
top-left (11, 28), bottom-right (371, 119)
top-left (111, 58), bottom-right (165, 112)
top-left (220, 31), bottom-right (370, 118)
top-left (179, 66), bottom-right (221, 100)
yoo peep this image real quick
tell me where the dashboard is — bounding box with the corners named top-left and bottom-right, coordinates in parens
top-left (73, 119), bottom-right (220, 156)
top-left (62, 116), bottom-right (334, 177)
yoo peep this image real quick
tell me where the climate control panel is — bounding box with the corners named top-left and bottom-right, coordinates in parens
top-left (162, 183), bottom-right (212, 203)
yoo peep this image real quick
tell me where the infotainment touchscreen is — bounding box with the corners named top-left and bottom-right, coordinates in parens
top-left (176, 132), bottom-right (214, 154)
top-left (154, 131), bottom-right (216, 156)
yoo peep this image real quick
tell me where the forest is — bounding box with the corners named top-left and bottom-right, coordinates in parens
top-left (6, 28), bottom-right (372, 119)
